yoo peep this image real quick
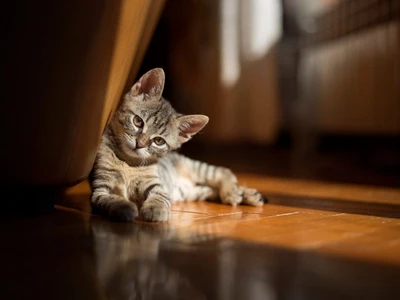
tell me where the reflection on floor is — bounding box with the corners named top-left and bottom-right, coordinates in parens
top-left (2, 173), bottom-right (400, 299)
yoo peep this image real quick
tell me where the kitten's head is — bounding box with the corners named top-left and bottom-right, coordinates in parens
top-left (111, 68), bottom-right (208, 163)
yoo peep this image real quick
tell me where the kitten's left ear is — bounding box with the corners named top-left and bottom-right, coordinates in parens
top-left (178, 115), bottom-right (209, 143)
top-left (130, 68), bottom-right (165, 99)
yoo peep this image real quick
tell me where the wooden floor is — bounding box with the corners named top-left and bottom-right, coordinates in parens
top-left (60, 173), bottom-right (400, 266)
top-left (2, 173), bottom-right (399, 299)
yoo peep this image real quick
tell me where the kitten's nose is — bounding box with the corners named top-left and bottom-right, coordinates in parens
top-left (136, 137), bottom-right (149, 149)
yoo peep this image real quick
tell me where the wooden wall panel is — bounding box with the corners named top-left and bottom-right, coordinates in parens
top-left (299, 0), bottom-right (400, 135)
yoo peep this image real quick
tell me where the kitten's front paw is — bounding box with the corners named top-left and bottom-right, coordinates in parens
top-left (140, 202), bottom-right (170, 222)
top-left (109, 201), bottom-right (138, 222)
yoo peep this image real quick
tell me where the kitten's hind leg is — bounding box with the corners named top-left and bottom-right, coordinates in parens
top-left (185, 185), bottom-right (218, 202)
top-left (206, 169), bottom-right (265, 206)
top-left (241, 187), bottom-right (265, 206)
top-left (174, 154), bottom-right (263, 207)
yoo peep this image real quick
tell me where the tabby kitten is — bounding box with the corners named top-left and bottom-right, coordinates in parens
top-left (90, 68), bottom-right (264, 222)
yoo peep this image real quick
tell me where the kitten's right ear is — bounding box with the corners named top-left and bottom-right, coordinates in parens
top-left (130, 68), bottom-right (165, 99)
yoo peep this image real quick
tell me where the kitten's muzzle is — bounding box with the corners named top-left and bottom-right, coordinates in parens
top-left (136, 142), bottom-right (145, 149)
top-left (136, 136), bottom-right (149, 149)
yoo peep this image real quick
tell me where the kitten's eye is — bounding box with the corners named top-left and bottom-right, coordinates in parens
top-left (153, 137), bottom-right (166, 146)
top-left (133, 115), bottom-right (144, 128)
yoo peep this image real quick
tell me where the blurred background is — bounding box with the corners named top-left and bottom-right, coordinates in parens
top-left (138, 0), bottom-right (400, 188)
top-left (1, 0), bottom-right (399, 192)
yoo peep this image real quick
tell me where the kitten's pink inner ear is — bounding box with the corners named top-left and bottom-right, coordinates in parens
top-left (130, 83), bottom-right (142, 96)
top-left (130, 68), bottom-right (165, 98)
top-left (179, 115), bottom-right (209, 138)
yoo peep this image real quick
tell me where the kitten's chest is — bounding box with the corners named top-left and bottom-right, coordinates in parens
top-left (120, 163), bottom-right (158, 182)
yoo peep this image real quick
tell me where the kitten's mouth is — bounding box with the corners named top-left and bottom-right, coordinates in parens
top-left (125, 138), bottom-right (140, 151)
top-left (133, 144), bottom-right (147, 152)
top-left (133, 147), bottom-right (151, 159)
top-left (131, 146), bottom-right (144, 153)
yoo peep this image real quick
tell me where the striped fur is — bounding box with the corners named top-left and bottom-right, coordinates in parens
top-left (90, 68), bottom-right (264, 222)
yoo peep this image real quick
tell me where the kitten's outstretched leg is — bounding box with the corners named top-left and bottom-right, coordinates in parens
top-left (175, 154), bottom-right (264, 206)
